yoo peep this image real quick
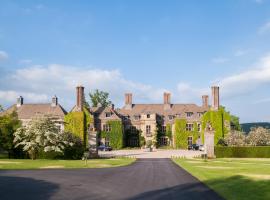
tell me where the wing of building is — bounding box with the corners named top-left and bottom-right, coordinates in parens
top-left (1, 95), bottom-right (67, 131)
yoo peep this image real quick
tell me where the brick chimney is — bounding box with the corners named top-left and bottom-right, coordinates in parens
top-left (76, 85), bottom-right (84, 111)
top-left (51, 95), bottom-right (58, 107)
top-left (164, 92), bottom-right (171, 110)
top-left (125, 93), bottom-right (132, 110)
top-left (16, 96), bottom-right (23, 107)
top-left (202, 95), bottom-right (209, 108)
top-left (211, 86), bottom-right (219, 111)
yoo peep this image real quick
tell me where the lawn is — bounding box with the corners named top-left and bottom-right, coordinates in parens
top-left (0, 157), bottom-right (135, 169)
top-left (173, 158), bottom-right (270, 200)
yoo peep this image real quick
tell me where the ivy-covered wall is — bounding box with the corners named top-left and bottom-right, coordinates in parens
top-left (64, 108), bottom-right (93, 148)
top-left (100, 120), bottom-right (123, 149)
top-left (201, 107), bottom-right (230, 145)
top-left (174, 119), bottom-right (199, 149)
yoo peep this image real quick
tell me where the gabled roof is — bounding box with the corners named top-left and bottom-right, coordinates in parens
top-left (91, 106), bottom-right (121, 120)
top-left (118, 104), bottom-right (208, 116)
top-left (1, 104), bottom-right (67, 119)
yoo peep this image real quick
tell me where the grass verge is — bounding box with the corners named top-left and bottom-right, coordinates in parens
top-left (0, 157), bottom-right (135, 169)
top-left (173, 158), bottom-right (270, 200)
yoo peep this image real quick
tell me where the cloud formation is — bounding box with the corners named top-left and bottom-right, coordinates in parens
top-left (258, 21), bottom-right (270, 34)
top-left (0, 51), bottom-right (8, 61)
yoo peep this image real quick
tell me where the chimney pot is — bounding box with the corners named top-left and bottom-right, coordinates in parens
top-left (76, 86), bottom-right (84, 111)
top-left (17, 96), bottom-right (23, 107)
top-left (202, 95), bottom-right (209, 108)
top-left (51, 95), bottom-right (58, 107)
top-left (211, 86), bottom-right (220, 111)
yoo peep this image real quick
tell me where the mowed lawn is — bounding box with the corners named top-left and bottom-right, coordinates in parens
top-left (173, 158), bottom-right (270, 200)
top-left (0, 158), bottom-right (135, 169)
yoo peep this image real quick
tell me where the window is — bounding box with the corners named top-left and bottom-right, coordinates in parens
top-left (147, 114), bottom-right (151, 118)
top-left (134, 115), bottom-right (140, 120)
top-left (187, 136), bottom-right (193, 146)
top-left (161, 125), bottom-right (166, 133)
top-left (159, 136), bottom-right (168, 146)
top-left (105, 112), bottom-right (112, 117)
top-left (198, 123), bottom-right (201, 132)
top-left (130, 126), bottom-right (137, 134)
top-left (186, 123), bottom-right (193, 131)
top-left (168, 115), bottom-right (175, 120)
top-left (186, 112), bottom-right (193, 117)
top-left (146, 125), bottom-right (151, 136)
top-left (105, 137), bottom-right (110, 146)
top-left (103, 124), bottom-right (111, 132)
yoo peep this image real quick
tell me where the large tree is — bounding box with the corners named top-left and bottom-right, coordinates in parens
top-left (88, 89), bottom-right (112, 107)
top-left (13, 115), bottom-right (70, 159)
top-left (0, 111), bottom-right (21, 158)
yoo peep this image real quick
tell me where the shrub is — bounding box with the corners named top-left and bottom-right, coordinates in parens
top-left (215, 146), bottom-right (270, 158)
top-left (62, 132), bottom-right (84, 159)
top-left (224, 130), bottom-right (246, 146)
top-left (246, 127), bottom-right (270, 146)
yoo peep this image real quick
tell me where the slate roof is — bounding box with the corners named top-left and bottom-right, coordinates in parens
top-left (118, 104), bottom-right (208, 116)
top-left (1, 104), bottom-right (67, 119)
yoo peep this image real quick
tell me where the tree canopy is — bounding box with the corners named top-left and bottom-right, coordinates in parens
top-left (88, 89), bottom-right (112, 107)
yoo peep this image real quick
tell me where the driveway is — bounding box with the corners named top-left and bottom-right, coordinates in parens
top-left (99, 149), bottom-right (203, 158)
top-left (0, 159), bottom-right (222, 200)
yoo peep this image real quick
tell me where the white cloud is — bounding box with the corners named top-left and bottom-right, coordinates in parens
top-left (234, 49), bottom-right (249, 57)
top-left (0, 64), bottom-right (169, 109)
top-left (19, 59), bottom-right (32, 64)
top-left (255, 0), bottom-right (264, 4)
top-left (177, 83), bottom-right (209, 103)
top-left (211, 57), bottom-right (229, 64)
top-left (0, 51), bottom-right (8, 61)
top-left (258, 21), bottom-right (270, 34)
top-left (0, 90), bottom-right (48, 104)
top-left (217, 54), bottom-right (270, 97)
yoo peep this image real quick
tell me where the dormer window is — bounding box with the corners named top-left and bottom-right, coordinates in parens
top-left (105, 112), bottom-right (112, 118)
top-left (186, 112), bottom-right (193, 118)
top-left (147, 114), bottom-right (151, 118)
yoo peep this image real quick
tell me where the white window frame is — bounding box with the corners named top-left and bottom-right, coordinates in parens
top-left (186, 123), bottom-right (193, 131)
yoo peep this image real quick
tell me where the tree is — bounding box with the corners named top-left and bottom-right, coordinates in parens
top-left (88, 89), bottom-right (112, 107)
top-left (13, 116), bottom-right (70, 159)
top-left (230, 115), bottom-right (241, 131)
top-left (0, 111), bottom-right (22, 158)
top-left (247, 127), bottom-right (270, 146)
top-left (224, 130), bottom-right (246, 146)
top-left (62, 132), bottom-right (84, 159)
top-left (0, 104), bottom-right (4, 112)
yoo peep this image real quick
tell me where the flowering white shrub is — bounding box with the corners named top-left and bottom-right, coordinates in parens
top-left (13, 115), bottom-right (69, 159)
top-left (247, 127), bottom-right (270, 146)
top-left (224, 130), bottom-right (246, 146)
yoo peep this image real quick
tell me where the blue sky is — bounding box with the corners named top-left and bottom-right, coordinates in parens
top-left (1, 0), bottom-right (270, 122)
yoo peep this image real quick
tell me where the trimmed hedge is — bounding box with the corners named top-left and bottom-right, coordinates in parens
top-left (215, 146), bottom-right (270, 158)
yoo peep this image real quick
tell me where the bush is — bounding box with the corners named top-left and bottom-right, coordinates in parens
top-left (215, 146), bottom-right (270, 158)
top-left (62, 132), bottom-right (84, 160)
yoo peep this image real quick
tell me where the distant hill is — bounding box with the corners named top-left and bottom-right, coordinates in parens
top-left (241, 122), bottom-right (270, 133)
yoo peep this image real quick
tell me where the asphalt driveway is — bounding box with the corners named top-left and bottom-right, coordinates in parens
top-left (0, 159), bottom-right (222, 200)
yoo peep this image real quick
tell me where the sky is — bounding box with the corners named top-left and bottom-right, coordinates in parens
top-left (1, 0), bottom-right (270, 123)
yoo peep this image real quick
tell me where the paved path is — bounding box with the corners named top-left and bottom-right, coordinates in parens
top-left (99, 149), bottom-right (203, 158)
top-left (0, 159), bottom-right (222, 200)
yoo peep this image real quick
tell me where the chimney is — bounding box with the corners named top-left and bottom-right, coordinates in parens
top-left (211, 86), bottom-right (219, 111)
top-left (76, 85), bottom-right (84, 111)
top-left (110, 104), bottom-right (115, 110)
top-left (51, 95), bottom-right (58, 107)
top-left (164, 92), bottom-right (171, 110)
top-left (125, 93), bottom-right (132, 110)
top-left (17, 96), bottom-right (23, 107)
top-left (202, 95), bottom-right (209, 108)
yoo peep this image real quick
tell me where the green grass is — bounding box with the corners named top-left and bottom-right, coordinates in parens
top-left (173, 158), bottom-right (270, 200)
top-left (0, 157), bottom-right (135, 170)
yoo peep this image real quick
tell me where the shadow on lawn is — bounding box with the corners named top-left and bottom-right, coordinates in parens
top-left (0, 175), bottom-right (59, 200)
top-left (204, 175), bottom-right (270, 200)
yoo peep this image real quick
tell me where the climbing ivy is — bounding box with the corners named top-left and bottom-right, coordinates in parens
top-left (201, 107), bottom-right (230, 145)
top-left (174, 119), bottom-right (200, 149)
top-left (100, 120), bottom-right (123, 149)
top-left (64, 107), bottom-right (93, 148)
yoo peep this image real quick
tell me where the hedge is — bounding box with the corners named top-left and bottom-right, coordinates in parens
top-left (215, 146), bottom-right (270, 158)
